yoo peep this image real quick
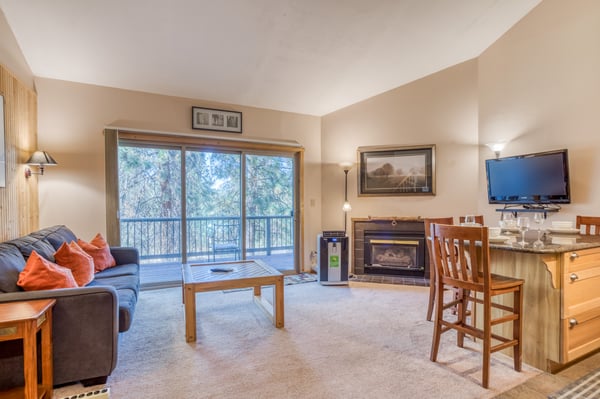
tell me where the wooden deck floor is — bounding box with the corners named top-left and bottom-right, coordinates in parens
top-left (140, 253), bottom-right (294, 290)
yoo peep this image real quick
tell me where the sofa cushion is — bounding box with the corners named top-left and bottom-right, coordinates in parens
top-left (30, 225), bottom-right (78, 251)
top-left (0, 244), bottom-right (26, 293)
top-left (6, 235), bottom-right (56, 262)
top-left (17, 251), bottom-right (78, 290)
top-left (78, 234), bottom-right (116, 272)
top-left (89, 274), bottom-right (139, 296)
top-left (54, 241), bottom-right (95, 287)
top-left (93, 263), bottom-right (138, 279)
top-left (87, 275), bottom-right (139, 332)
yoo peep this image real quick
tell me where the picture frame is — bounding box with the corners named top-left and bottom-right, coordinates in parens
top-left (192, 106), bottom-right (242, 133)
top-left (357, 144), bottom-right (435, 196)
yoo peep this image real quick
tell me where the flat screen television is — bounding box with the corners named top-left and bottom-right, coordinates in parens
top-left (485, 149), bottom-right (571, 205)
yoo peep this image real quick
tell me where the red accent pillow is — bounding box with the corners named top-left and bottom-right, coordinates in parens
top-left (77, 234), bottom-right (116, 273)
top-left (54, 241), bottom-right (95, 286)
top-left (17, 250), bottom-right (78, 290)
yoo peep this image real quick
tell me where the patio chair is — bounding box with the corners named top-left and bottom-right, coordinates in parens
top-left (210, 220), bottom-right (241, 261)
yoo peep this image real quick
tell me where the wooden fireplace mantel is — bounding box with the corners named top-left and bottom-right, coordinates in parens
top-left (353, 216), bottom-right (423, 223)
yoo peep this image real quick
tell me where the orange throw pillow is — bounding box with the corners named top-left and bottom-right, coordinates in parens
top-left (54, 241), bottom-right (95, 286)
top-left (17, 250), bottom-right (78, 291)
top-left (77, 233), bottom-right (116, 273)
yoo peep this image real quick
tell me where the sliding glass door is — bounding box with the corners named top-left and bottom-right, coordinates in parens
top-left (185, 150), bottom-right (242, 264)
top-left (117, 140), bottom-right (297, 283)
top-left (118, 145), bottom-right (183, 264)
top-left (245, 154), bottom-right (295, 270)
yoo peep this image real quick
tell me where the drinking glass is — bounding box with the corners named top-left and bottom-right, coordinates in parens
top-left (532, 213), bottom-right (544, 249)
top-left (464, 215), bottom-right (476, 225)
top-left (516, 216), bottom-right (530, 247)
top-left (502, 212), bottom-right (515, 229)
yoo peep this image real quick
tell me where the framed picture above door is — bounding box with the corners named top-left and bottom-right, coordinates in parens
top-left (192, 106), bottom-right (242, 133)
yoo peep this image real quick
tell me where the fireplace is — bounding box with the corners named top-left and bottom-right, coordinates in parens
top-left (352, 217), bottom-right (428, 281)
top-left (364, 233), bottom-right (425, 277)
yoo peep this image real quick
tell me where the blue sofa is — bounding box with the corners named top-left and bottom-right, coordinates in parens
top-left (0, 225), bottom-right (139, 388)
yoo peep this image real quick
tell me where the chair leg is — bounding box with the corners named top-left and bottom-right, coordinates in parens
top-left (456, 289), bottom-right (468, 348)
top-left (482, 297), bottom-right (492, 389)
top-left (513, 288), bottom-right (523, 371)
top-left (426, 267), bottom-right (436, 321)
top-left (430, 283), bottom-right (444, 362)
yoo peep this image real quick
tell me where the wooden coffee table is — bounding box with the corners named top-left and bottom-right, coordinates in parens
top-left (182, 259), bottom-right (284, 342)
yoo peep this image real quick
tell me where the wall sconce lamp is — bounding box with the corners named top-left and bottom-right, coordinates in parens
top-left (339, 162), bottom-right (354, 234)
top-left (24, 151), bottom-right (58, 178)
top-left (486, 142), bottom-right (507, 159)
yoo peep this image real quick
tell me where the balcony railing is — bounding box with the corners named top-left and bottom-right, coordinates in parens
top-left (119, 215), bottom-right (294, 263)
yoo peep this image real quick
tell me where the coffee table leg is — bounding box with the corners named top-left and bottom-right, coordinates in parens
top-left (184, 286), bottom-right (197, 342)
top-left (274, 277), bottom-right (284, 328)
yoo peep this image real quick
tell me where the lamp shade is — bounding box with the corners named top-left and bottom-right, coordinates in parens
top-left (26, 151), bottom-right (57, 166)
top-left (485, 142), bottom-right (506, 153)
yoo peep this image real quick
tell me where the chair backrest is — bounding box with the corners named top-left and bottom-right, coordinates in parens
top-left (459, 215), bottom-right (485, 225)
top-left (576, 216), bottom-right (600, 235)
top-left (212, 220), bottom-right (240, 244)
top-left (423, 217), bottom-right (454, 265)
top-left (430, 224), bottom-right (490, 290)
top-left (424, 217), bottom-right (454, 241)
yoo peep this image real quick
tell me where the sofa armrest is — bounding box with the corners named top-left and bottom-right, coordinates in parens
top-left (0, 286), bottom-right (119, 386)
top-left (0, 285), bottom-right (117, 303)
top-left (110, 246), bottom-right (139, 265)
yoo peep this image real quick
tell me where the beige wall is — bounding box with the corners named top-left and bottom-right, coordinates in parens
top-left (35, 78), bottom-right (321, 270)
top-left (321, 60), bottom-right (479, 229)
top-left (322, 0), bottom-right (600, 233)
top-left (0, 9), bottom-right (34, 90)
top-left (4, 0), bottom-right (600, 261)
top-left (478, 0), bottom-right (600, 224)
top-left (0, 10), bottom-right (38, 241)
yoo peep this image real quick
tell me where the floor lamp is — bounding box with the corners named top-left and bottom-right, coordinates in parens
top-left (340, 162), bottom-right (353, 235)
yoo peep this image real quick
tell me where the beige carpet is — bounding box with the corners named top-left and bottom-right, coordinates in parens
top-left (54, 282), bottom-right (541, 398)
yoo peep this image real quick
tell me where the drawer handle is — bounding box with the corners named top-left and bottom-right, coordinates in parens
top-left (570, 252), bottom-right (579, 260)
top-left (569, 318), bottom-right (578, 328)
top-left (570, 273), bottom-right (579, 282)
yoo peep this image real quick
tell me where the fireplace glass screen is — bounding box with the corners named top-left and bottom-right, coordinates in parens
top-left (370, 240), bottom-right (418, 269)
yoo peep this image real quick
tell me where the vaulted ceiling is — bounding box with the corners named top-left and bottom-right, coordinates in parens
top-left (0, 0), bottom-right (540, 116)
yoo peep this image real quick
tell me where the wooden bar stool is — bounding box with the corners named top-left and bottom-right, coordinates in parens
top-left (423, 217), bottom-right (454, 321)
top-left (429, 224), bottom-right (523, 388)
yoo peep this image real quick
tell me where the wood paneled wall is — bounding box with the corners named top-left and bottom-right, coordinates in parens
top-left (0, 64), bottom-right (38, 241)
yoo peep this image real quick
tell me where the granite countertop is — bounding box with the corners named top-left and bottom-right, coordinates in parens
top-left (489, 230), bottom-right (600, 254)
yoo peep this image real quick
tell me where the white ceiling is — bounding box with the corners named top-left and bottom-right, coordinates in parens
top-left (0, 0), bottom-right (540, 116)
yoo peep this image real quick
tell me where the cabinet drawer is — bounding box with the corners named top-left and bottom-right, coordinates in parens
top-left (562, 307), bottom-right (600, 362)
top-left (563, 248), bottom-right (600, 273)
top-left (563, 247), bottom-right (600, 318)
top-left (563, 274), bottom-right (600, 318)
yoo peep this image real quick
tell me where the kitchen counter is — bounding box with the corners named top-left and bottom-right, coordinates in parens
top-left (487, 232), bottom-right (600, 372)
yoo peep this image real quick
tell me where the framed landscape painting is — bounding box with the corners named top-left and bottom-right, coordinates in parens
top-left (357, 144), bottom-right (435, 196)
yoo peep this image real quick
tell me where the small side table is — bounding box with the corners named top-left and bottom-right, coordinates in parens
top-left (0, 299), bottom-right (56, 399)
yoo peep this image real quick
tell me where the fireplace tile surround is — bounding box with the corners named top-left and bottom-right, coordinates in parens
top-left (352, 217), bottom-right (429, 287)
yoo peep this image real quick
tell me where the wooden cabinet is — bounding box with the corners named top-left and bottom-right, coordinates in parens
top-left (490, 240), bottom-right (600, 372)
top-left (561, 247), bottom-right (600, 363)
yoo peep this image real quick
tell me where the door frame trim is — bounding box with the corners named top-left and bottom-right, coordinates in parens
top-left (105, 128), bottom-right (305, 273)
